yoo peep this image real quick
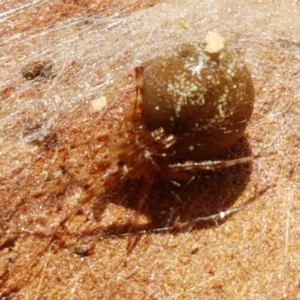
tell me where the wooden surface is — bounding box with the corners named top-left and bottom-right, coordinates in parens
top-left (0, 1), bottom-right (300, 299)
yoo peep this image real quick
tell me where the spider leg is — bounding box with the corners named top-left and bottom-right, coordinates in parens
top-left (168, 155), bottom-right (258, 172)
top-left (126, 172), bottom-right (155, 253)
top-left (133, 66), bottom-right (143, 122)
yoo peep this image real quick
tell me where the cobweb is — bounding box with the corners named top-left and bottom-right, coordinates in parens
top-left (1, 0), bottom-right (300, 299)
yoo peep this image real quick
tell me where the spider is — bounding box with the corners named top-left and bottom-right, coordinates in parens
top-left (97, 32), bottom-right (258, 241)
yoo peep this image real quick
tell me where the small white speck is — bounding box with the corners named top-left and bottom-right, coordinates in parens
top-left (90, 96), bottom-right (107, 112)
top-left (190, 61), bottom-right (203, 76)
top-left (155, 106), bottom-right (160, 111)
top-left (53, 170), bottom-right (63, 178)
top-left (217, 103), bottom-right (225, 118)
top-left (189, 146), bottom-right (194, 151)
top-left (220, 211), bottom-right (226, 219)
top-left (144, 150), bottom-right (151, 158)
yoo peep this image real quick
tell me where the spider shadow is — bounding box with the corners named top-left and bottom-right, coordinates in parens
top-left (92, 136), bottom-right (253, 237)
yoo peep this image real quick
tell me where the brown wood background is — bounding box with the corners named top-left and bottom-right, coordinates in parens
top-left (0, 0), bottom-right (300, 299)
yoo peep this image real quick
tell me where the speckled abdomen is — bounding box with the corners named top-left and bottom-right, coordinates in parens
top-left (141, 34), bottom-right (254, 160)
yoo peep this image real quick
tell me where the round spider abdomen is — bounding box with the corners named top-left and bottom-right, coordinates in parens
top-left (141, 32), bottom-right (255, 161)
